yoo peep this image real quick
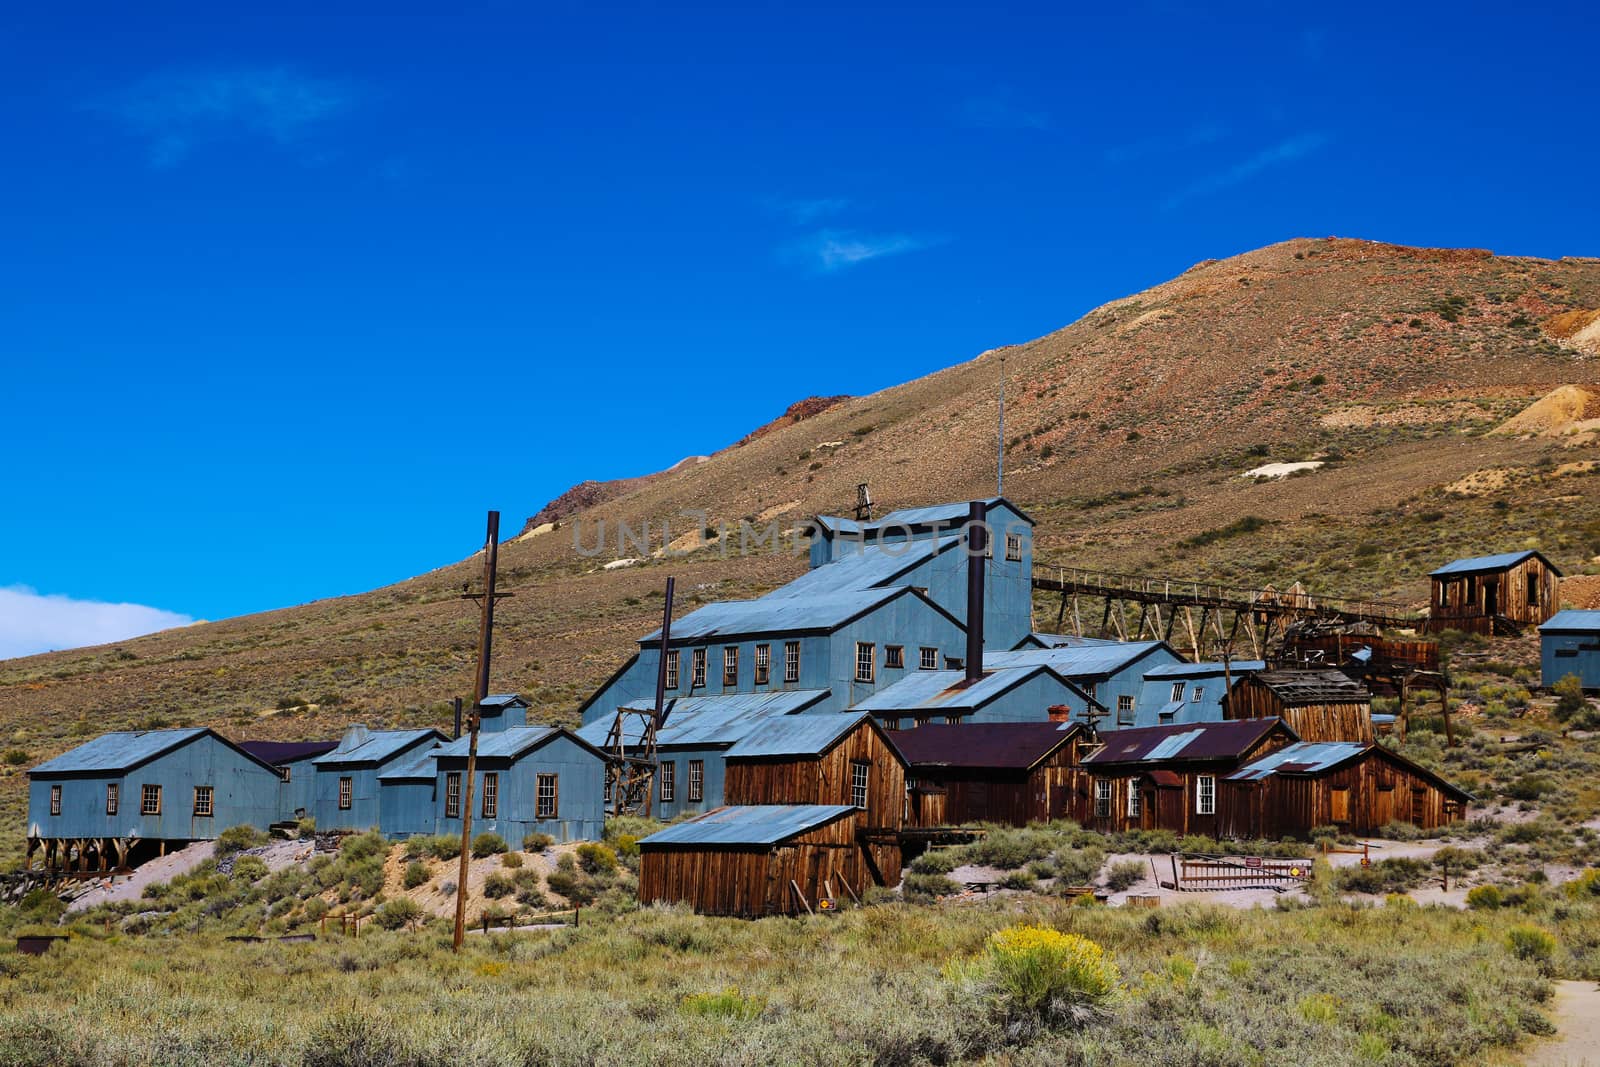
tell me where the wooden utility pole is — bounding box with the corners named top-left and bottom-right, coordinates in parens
top-left (453, 511), bottom-right (511, 952)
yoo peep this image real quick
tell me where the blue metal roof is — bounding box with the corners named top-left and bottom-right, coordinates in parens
top-left (640, 804), bottom-right (858, 846)
top-left (432, 726), bottom-right (563, 761)
top-left (640, 587), bottom-right (911, 644)
top-left (31, 728), bottom-right (210, 775)
top-left (376, 749), bottom-right (441, 781)
top-left (574, 690), bottom-right (830, 749)
top-left (1022, 633), bottom-right (1124, 648)
top-left (1225, 742), bottom-right (1368, 781)
top-left (766, 537), bottom-right (952, 599)
top-left (482, 693), bottom-right (527, 708)
top-left (985, 641), bottom-right (1170, 678)
top-left (1430, 550), bottom-right (1547, 576)
top-left (1540, 610), bottom-right (1600, 633)
top-left (849, 664), bottom-right (1082, 712)
top-left (813, 497), bottom-right (1033, 536)
top-left (726, 712), bottom-right (876, 759)
top-left (1143, 660), bottom-right (1267, 679)
top-left (312, 728), bottom-right (446, 767)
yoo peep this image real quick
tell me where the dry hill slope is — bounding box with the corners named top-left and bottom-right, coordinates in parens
top-left (3, 236), bottom-right (1599, 861)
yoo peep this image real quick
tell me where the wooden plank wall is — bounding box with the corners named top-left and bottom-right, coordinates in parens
top-left (904, 744), bottom-right (1081, 828)
top-left (723, 724), bottom-right (906, 832)
top-left (1430, 556), bottom-right (1558, 630)
top-left (1218, 751), bottom-right (1467, 838)
top-left (1226, 682), bottom-right (1374, 743)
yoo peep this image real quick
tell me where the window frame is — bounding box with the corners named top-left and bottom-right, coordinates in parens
top-left (141, 783), bottom-right (162, 816)
top-left (338, 776), bottom-right (353, 811)
top-left (481, 772), bottom-right (498, 819)
top-left (850, 760), bottom-right (871, 809)
top-left (1127, 784), bottom-right (1141, 819)
top-left (1196, 775), bottom-right (1216, 816)
top-left (691, 647), bottom-right (707, 688)
top-left (105, 783), bottom-right (119, 816)
top-left (1005, 533), bottom-right (1023, 562)
top-left (1191, 686), bottom-right (1203, 704)
top-left (1093, 779), bottom-right (1112, 818)
top-left (536, 773), bottom-right (558, 819)
top-left (855, 642), bottom-right (876, 684)
top-left (784, 640), bottom-right (801, 683)
top-left (444, 772), bottom-right (461, 818)
top-left (49, 784), bottom-right (61, 816)
top-left (193, 785), bottom-right (214, 817)
top-left (687, 759), bottom-right (704, 802)
top-left (1170, 681), bottom-right (1184, 702)
top-left (659, 760), bottom-right (676, 803)
top-left (723, 645), bottom-right (739, 687)
top-left (919, 646), bottom-right (939, 670)
top-left (665, 649), bottom-right (680, 690)
top-left (1116, 693), bottom-right (1135, 725)
top-left (884, 645), bottom-right (904, 670)
top-left (754, 643), bottom-right (770, 685)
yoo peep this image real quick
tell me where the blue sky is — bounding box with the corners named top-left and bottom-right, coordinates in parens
top-left (2, 3), bottom-right (1597, 656)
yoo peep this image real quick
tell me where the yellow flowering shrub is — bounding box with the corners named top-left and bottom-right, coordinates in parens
top-left (983, 924), bottom-right (1119, 1016)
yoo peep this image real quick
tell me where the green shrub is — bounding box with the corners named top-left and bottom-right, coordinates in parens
top-left (375, 897), bottom-right (421, 930)
top-left (483, 873), bottom-right (515, 899)
top-left (500, 851), bottom-right (523, 869)
top-left (963, 828), bottom-right (1058, 870)
top-left (679, 987), bottom-right (766, 1021)
top-left (1505, 924), bottom-right (1556, 966)
top-left (3, 748), bottom-right (30, 766)
top-left (470, 833), bottom-right (507, 858)
top-left (425, 834), bottom-right (461, 861)
top-left (1467, 885), bottom-right (1503, 910)
top-left (902, 872), bottom-right (961, 901)
top-left (295, 817), bottom-right (316, 838)
top-left (910, 850), bottom-right (959, 875)
top-left (214, 825), bottom-right (270, 858)
top-left (1001, 870), bottom-right (1037, 891)
top-left (1565, 869), bottom-right (1600, 899)
top-left (576, 843), bottom-right (618, 874)
top-left (960, 924), bottom-right (1119, 1029)
top-left (229, 855), bottom-right (269, 883)
top-left (1104, 860), bottom-right (1146, 893)
top-left (1554, 674), bottom-right (1588, 722)
top-left (403, 861), bottom-right (430, 890)
top-left (545, 868), bottom-right (594, 905)
top-left (339, 832), bottom-right (386, 862)
top-left (522, 832), bottom-right (555, 852)
top-left (1335, 858), bottom-right (1430, 894)
top-left (1051, 846), bottom-right (1106, 887)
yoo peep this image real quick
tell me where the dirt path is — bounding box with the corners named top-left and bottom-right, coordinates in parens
top-left (1526, 981), bottom-right (1600, 1066)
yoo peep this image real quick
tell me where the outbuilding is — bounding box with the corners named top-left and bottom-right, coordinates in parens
top-left (430, 726), bottom-right (608, 845)
top-left (1223, 669), bottom-right (1374, 743)
top-left (1540, 610), bottom-right (1600, 691)
top-left (1428, 550), bottom-right (1562, 635)
top-left (889, 721), bottom-right (1088, 827)
top-left (311, 726), bottom-right (447, 833)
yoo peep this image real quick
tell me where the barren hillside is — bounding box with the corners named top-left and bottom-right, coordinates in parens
top-left (3, 236), bottom-right (1599, 862)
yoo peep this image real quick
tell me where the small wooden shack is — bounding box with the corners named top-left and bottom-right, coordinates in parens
top-left (1428, 550), bottom-right (1562, 635)
top-left (723, 712), bottom-right (906, 882)
top-left (888, 722), bottom-right (1087, 827)
top-left (1074, 719), bottom-right (1298, 836)
top-left (1223, 669), bottom-right (1374, 743)
top-left (638, 804), bottom-right (868, 916)
top-left (1221, 741), bottom-right (1472, 837)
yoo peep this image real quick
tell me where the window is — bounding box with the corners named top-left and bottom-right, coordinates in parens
top-left (1127, 786), bottom-right (1141, 819)
top-left (1159, 709), bottom-right (1176, 724)
top-left (193, 785), bottom-right (214, 817)
top-left (688, 759), bottom-right (704, 802)
top-left (1005, 533), bottom-right (1023, 561)
top-left (1170, 681), bottom-right (1184, 702)
top-left (659, 761), bottom-right (676, 802)
top-left (49, 784), bottom-right (61, 816)
top-left (665, 649), bottom-right (680, 690)
top-left (141, 784), bottom-right (161, 816)
top-left (884, 718), bottom-right (901, 731)
top-left (536, 773), bottom-right (558, 819)
top-left (920, 647), bottom-right (939, 670)
top-left (784, 640), bottom-right (801, 682)
top-left (1093, 779), bottom-right (1112, 818)
top-left (339, 776), bottom-right (354, 811)
top-left (482, 772), bottom-right (498, 818)
top-left (105, 783), bottom-right (118, 816)
top-left (1117, 694), bottom-right (1135, 725)
top-left (723, 646), bottom-right (739, 686)
top-left (944, 715), bottom-right (960, 725)
top-left (1191, 686), bottom-right (1203, 704)
top-left (885, 645), bottom-right (904, 670)
top-left (444, 772), bottom-right (461, 818)
top-left (855, 642), bottom-right (876, 683)
top-left (1084, 681), bottom-right (1097, 703)
top-left (1196, 775), bottom-right (1215, 816)
top-left (1528, 572), bottom-right (1541, 608)
top-left (851, 761), bottom-right (870, 808)
top-left (754, 644), bottom-right (770, 685)
top-left (282, 766), bottom-right (291, 784)
top-left (1330, 787), bottom-right (1350, 823)
top-left (691, 648), bottom-right (707, 688)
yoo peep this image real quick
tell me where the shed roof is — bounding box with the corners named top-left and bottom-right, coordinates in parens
top-left (1540, 610), bottom-right (1600, 634)
top-left (574, 690), bottom-right (829, 750)
top-left (985, 641), bottom-right (1174, 679)
top-left (1019, 633), bottom-right (1125, 649)
top-left (1082, 718), bottom-right (1293, 766)
top-left (812, 497), bottom-right (1033, 538)
top-left (377, 749), bottom-right (441, 782)
top-left (1430, 550), bottom-right (1560, 577)
top-left (32, 728), bottom-right (210, 775)
top-left (1245, 669), bottom-right (1369, 705)
top-left (639, 804), bottom-right (858, 847)
top-left (482, 693), bottom-right (527, 708)
top-left (726, 712), bottom-right (885, 760)
top-left (640, 587), bottom-right (941, 644)
top-left (1225, 741), bottom-right (1475, 801)
top-left (431, 726), bottom-right (601, 762)
top-left (312, 728), bottom-right (447, 767)
top-left (888, 721), bottom-right (1083, 770)
top-left (766, 537), bottom-right (952, 599)
top-left (238, 740), bottom-right (340, 765)
top-left (1143, 660), bottom-right (1267, 679)
top-left (849, 663), bottom-right (1093, 713)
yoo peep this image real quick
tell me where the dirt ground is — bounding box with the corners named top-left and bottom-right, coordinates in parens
top-left (66, 838), bottom-right (315, 912)
top-left (1526, 981), bottom-right (1600, 1067)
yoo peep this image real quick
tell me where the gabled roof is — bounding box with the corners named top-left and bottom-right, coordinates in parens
top-left (726, 712), bottom-right (890, 761)
top-left (238, 740), bottom-right (340, 765)
top-left (482, 693), bottom-right (528, 709)
top-left (811, 497), bottom-right (1034, 538)
top-left (574, 690), bottom-right (830, 750)
top-left (312, 729), bottom-right (447, 768)
top-left (849, 663), bottom-right (1097, 714)
top-left (31, 728), bottom-right (283, 777)
top-left (1143, 660), bottom-right (1267, 679)
top-left (431, 725), bottom-right (602, 763)
top-left (1226, 741), bottom-right (1476, 802)
top-left (640, 804), bottom-right (858, 847)
top-left (889, 721), bottom-right (1084, 771)
top-left (377, 749), bottom-right (441, 782)
top-left (1082, 718), bottom-right (1295, 766)
top-left (766, 537), bottom-right (954, 599)
top-left (1540, 610), bottom-right (1600, 633)
top-left (1244, 669), bottom-right (1368, 705)
top-left (639, 587), bottom-right (955, 645)
top-left (1018, 633), bottom-right (1125, 649)
top-left (1430, 550), bottom-right (1561, 577)
top-left (985, 641), bottom-right (1176, 679)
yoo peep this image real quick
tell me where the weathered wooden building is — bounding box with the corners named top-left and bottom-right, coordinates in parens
top-left (27, 729), bottom-right (286, 872)
top-left (724, 712), bottom-right (906, 882)
top-left (638, 804), bottom-right (869, 916)
top-left (239, 740), bottom-right (338, 823)
top-left (889, 721), bottom-right (1087, 827)
top-left (1427, 550), bottom-right (1562, 635)
top-left (1223, 669), bottom-right (1374, 743)
top-left (1074, 719), bottom-right (1299, 835)
top-left (311, 726), bottom-right (447, 833)
top-left (1540, 610), bottom-right (1600, 691)
top-left (1221, 741), bottom-right (1473, 836)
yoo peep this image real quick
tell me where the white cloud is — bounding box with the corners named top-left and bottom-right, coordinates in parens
top-left (1162, 132), bottom-right (1332, 209)
top-left (96, 65), bottom-right (357, 167)
top-left (785, 229), bottom-right (941, 273)
top-left (0, 586), bottom-right (195, 660)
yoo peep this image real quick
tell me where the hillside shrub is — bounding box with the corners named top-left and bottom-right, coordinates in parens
top-left (963, 828), bottom-right (1057, 870)
top-left (375, 897), bottom-right (421, 931)
top-left (229, 855), bottom-right (269, 883)
top-left (910, 850), bottom-right (959, 875)
top-left (403, 861), bottom-right (430, 890)
top-left (1554, 674), bottom-right (1590, 722)
top-left (903, 873), bottom-right (961, 901)
top-left (522, 832), bottom-right (555, 852)
top-left (1505, 924), bottom-right (1557, 967)
top-left (424, 835), bottom-right (461, 861)
top-left (1104, 861), bottom-right (1146, 893)
top-left (339, 832), bottom-right (386, 862)
top-left (1335, 858), bottom-right (1430, 894)
top-left (501, 851), bottom-right (523, 869)
top-left (956, 924), bottom-right (1119, 1032)
top-left (1467, 885), bottom-right (1503, 910)
top-left (576, 843), bottom-right (618, 874)
top-left (214, 825), bottom-right (270, 858)
top-left (1051, 846), bottom-right (1105, 888)
top-left (483, 873), bottom-right (515, 899)
top-left (680, 987), bottom-right (766, 1021)
top-left (471, 833), bottom-right (507, 858)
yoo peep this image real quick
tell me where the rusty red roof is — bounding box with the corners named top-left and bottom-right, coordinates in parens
top-left (239, 740), bottom-right (340, 765)
top-left (1083, 718), bottom-right (1295, 766)
top-left (888, 722), bottom-right (1084, 771)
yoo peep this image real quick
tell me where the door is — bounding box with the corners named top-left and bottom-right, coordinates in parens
top-left (1374, 787), bottom-right (1393, 828)
top-left (1485, 581), bottom-right (1499, 617)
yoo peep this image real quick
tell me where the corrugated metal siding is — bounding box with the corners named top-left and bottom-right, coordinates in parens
top-left (432, 734), bottom-right (606, 843)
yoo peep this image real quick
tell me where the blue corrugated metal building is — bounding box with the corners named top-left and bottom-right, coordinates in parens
top-left (985, 640), bottom-right (1184, 729)
top-left (311, 726), bottom-right (447, 832)
top-left (1135, 660), bottom-right (1268, 727)
top-left (849, 663), bottom-right (1101, 727)
top-left (430, 726), bottom-right (608, 844)
top-left (27, 729), bottom-right (287, 870)
top-left (238, 740), bottom-right (339, 822)
top-left (1540, 610), bottom-right (1600, 690)
top-left (375, 749), bottom-right (443, 838)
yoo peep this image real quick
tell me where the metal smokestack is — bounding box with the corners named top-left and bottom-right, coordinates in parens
top-left (965, 500), bottom-right (987, 683)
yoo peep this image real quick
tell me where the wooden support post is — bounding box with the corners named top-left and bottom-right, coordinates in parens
top-left (1072, 593), bottom-right (1083, 637)
top-left (1055, 589), bottom-right (1068, 633)
top-left (1100, 596), bottom-right (1114, 638)
top-left (790, 880), bottom-right (814, 915)
top-left (1398, 678), bottom-right (1409, 742)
